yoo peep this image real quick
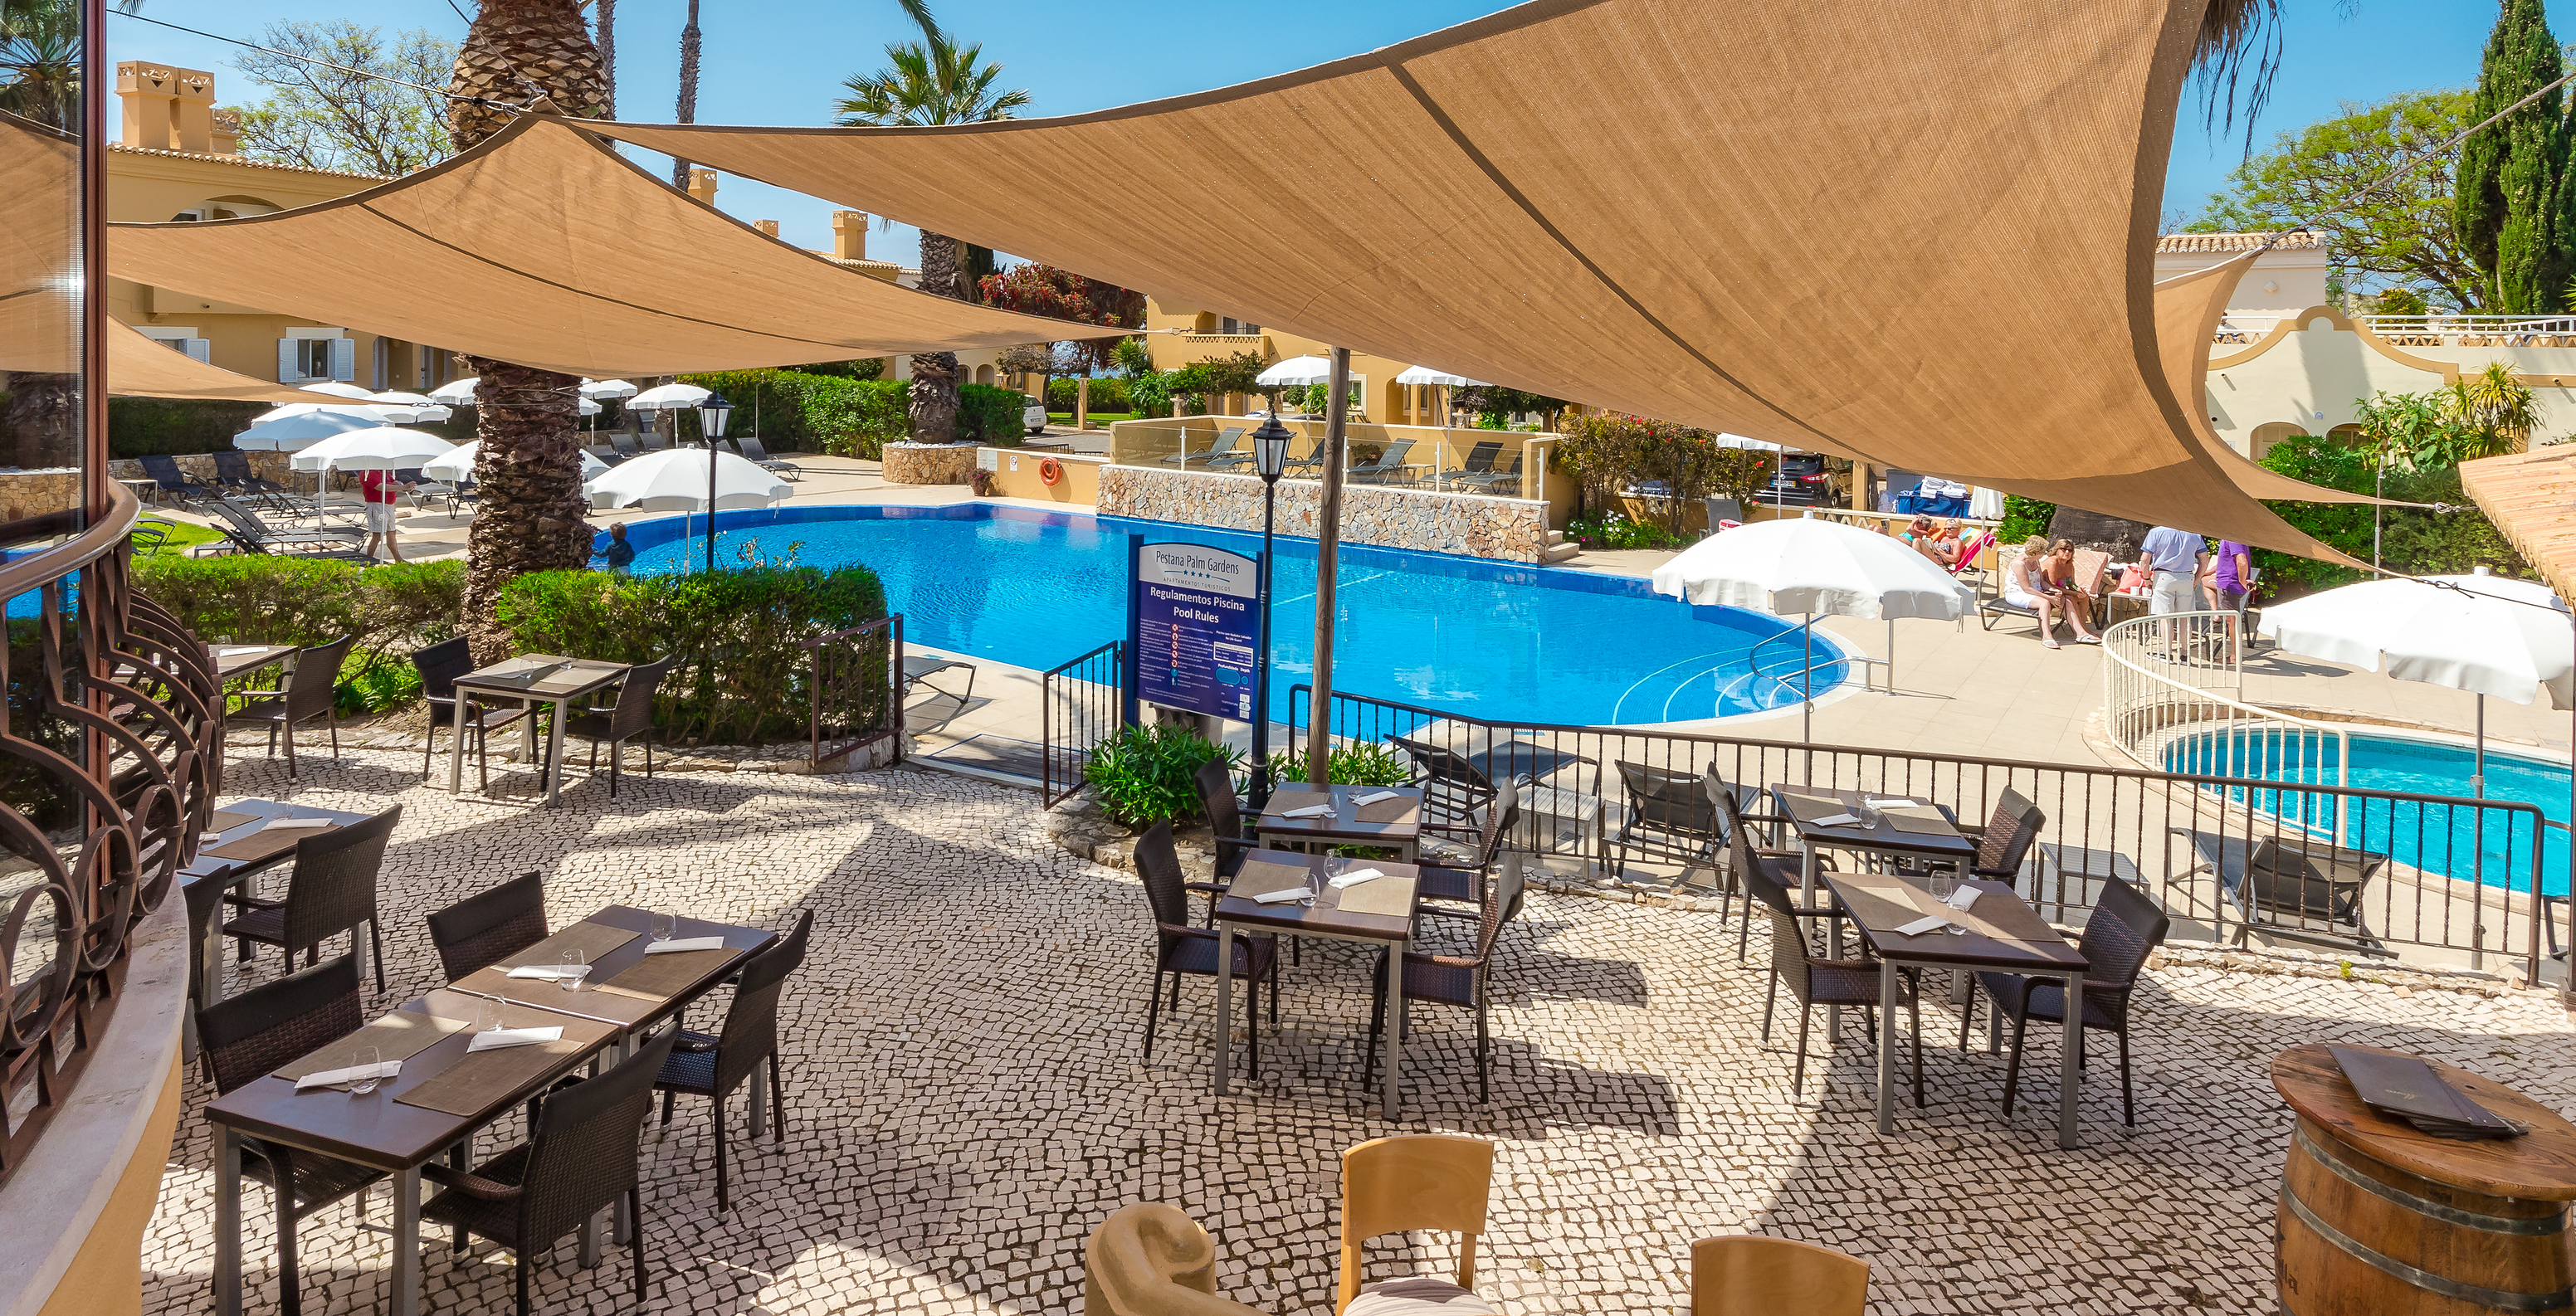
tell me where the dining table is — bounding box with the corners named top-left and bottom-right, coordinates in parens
top-left (210, 643), bottom-right (300, 684)
top-left (1212, 849), bottom-right (1422, 1117)
top-left (445, 653), bottom-right (632, 807)
top-left (1767, 784), bottom-right (1980, 1043)
top-left (1254, 783), bottom-right (1426, 863)
top-left (181, 797), bottom-right (377, 1015)
top-left (202, 904), bottom-right (777, 1316)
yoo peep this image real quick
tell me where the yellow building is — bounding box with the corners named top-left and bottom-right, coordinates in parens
top-left (1140, 298), bottom-right (1461, 425)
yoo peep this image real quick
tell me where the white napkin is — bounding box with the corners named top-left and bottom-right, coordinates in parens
top-left (1895, 914), bottom-right (1951, 937)
top-left (643, 936), bottom-right (726, 954)
top-left (1945, 885), bottom-right (1983, 912)
top-left (1329, 867), bottom-right (1385, 890)
top-left (215, 646), bottom-right (266, 656)
top-left (1281, 803), bottom-right (1334, 819)
top-left (295, 1060), bottom-right (400, 1092)
top-left (467, 1026), bottom-right (563, 1051)
top-left (505, 964), bottom-right (589, 981)
top-left (1812, 812), bottom-right (1861, 827)
top-left (1864, 797), bottom-right (1918, 809)
top-left (258, 816), bottom-right (334, 831)
top-left (1351, 790), bottom-right (1401, 806)
top-left (1250, 887), bottom-right (1309, 905)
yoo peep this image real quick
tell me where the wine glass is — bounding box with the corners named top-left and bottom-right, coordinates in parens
top-left (559, 948), bottom-right (587, 992)
top-left (1929, 875), bottom-right (1958, 905)
top-left (1857, 802), bottom-right (1883, 831)
top-left (349, 1045), bottom-right (383, 1095)
top-left (651, 909), bottom-right (676, 943)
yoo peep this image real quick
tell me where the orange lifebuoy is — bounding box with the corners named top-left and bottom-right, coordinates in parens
top-left (1039, 457), bottom-right (1064, 486)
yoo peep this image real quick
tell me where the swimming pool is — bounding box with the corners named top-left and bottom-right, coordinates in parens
top-left (2163, 730), bottom-right (2569, 894)
top-left (611, 504), bottom-right (1849, 728)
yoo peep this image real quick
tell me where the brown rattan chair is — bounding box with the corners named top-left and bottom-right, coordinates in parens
top-left (1755, 896), bottom-right (1920, 1104)
top-left (420, 1026), bottom-right (680, 1316)
top-left (195, 953), bottom-right (380, 1316)
top-left (560, 655), bottom-right (678, 797)
top-left (1712, 777), bottom-right (1833, 963)
top-left (1192, 758), bottom-right (1259, 880)
top-left (425, 870), bottom-right (548, 983)
top-left (1414, 799), bottom-right (1519, 924)
top-left (1959, 875), bottom-right (2170, 1125)
top-left (654, 908), bottom-right (811, 1211)
top-left (226, 634), bottom-right (353, 777)
top-left (1134, 821), bottom-right (1277, 1075)
top-left (1364, 860), bottom-right (1525, 1103)
top-left (412, 636), bottom-right (528, 791)
top-left (222, 805), bottom-right (401, 993)
top-left (1948, 787), bottom-right (2046, 882)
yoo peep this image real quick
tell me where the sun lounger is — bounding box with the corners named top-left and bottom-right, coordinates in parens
top-left (2171, 829), bottom-right (2387, 952)
top-left (137, 455), bottom-right (213, 506)
top-left (902, 655), bottom-right (975, 708)
top-left (1347, 437), bottom-right (1420, 485)
top-left (207, 497), bottom-right (369, 559)
top-left (734, 435), bottom-right (803, 481)
top-left (1437, 441), bottom-right (1504, 485)
top-left (1163, 426), bottom-right (1246, 468)
top-left (609, 432), bottom-right (643, 461)
top-left (1451, 449), bottom-right (1523, 495)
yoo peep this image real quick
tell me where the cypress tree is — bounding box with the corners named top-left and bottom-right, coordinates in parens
top-left (2453, 0), bottom-right (2568, 313)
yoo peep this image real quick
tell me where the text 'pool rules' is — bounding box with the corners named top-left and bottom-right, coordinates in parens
top-left (1129, 540), bottom-right (1261, 722)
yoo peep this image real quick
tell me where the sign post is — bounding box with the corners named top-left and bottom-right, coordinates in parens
top-left (1127, 539), bottom-right (1263, 735)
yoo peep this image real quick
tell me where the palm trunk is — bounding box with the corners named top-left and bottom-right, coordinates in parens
top-left (596, 0), bottom-right (616, 116)
top-left (461, 361), bottom-right (593, 661)
top-left (909, 229), bottom-right (964, 442)
top-left (669, 0), bottom-right (700, 188)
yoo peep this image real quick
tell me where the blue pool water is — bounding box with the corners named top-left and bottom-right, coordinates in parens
top-left (2164, 731), bottom-right (2570, 894)
top-left (612, 504), bottom-right (1848, 727)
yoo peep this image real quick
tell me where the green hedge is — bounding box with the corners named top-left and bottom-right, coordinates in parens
top-left (679, 369), bottom-right (910, 458)
top-left (110, 397), bottom-right (266, 457)
top-left (495, 564), bottom-right (887, 744)
top-left (1044, 377), bottom-right (1131, 412)
top-left (957, 383), bottom-right (1030, 446)
top-left (2255, 432), bottom-right (2530, 593)
top-left (134, 557), bottom-right (463, 713)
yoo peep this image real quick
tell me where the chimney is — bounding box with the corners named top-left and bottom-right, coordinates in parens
top-left (753, 219), bottom-right (779, 238)
top-left (115, 61), bottom-right (178, 149)
top-left (171, 67), bottom-right (214, 154)
top-left (832, 210), bottom-right (869, 261)
top-left (210, 107), bottom-right (241, 157)
top-left (687, 167), bottom-right (719, 204)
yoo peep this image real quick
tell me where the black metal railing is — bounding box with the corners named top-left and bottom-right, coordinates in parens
top-left (1042, 640), bottom-right (1124, 807)
top-left (805, 614), bottom-right (902, 768)
top-left (2, 484), bottom-right (221, 1187)
top-left (1287, 684), bottom-right (2565, 987)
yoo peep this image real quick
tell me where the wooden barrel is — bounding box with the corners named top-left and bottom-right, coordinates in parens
top-left (2273, 1045), bottom-right (2576, 1314)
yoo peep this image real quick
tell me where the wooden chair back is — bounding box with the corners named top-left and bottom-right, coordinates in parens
top-left (1690, 1236), bottom-right (1866, 1315)
top-left (1336, 1134), bottom-right (1493, 1313)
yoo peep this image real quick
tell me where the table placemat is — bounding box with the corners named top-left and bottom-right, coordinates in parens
top-left (1775, 792), bottom-right (1851, 825)
top-left (496, 920), bottom-right (641, 971)
top-left (1335, 874), bottom-right (1419, 918)
top-left (1262, 788), bottom-right (1329, 825)
top-left (393, 1036), bottom-right (588, 1117)
top-left (1883, 807), bottom-right (1957, 836)
top-left (1230, 860), bottom-right (1314, 901)
top-left (529, 664), bottom-right (621, 695)
top-left (207, 809), bottom-right (260, 834)
top-left (1354, 796), bottom-right (1418, 826)
top-left (1836, 874), bottom-right (2061, 945)
top-left (275, 1011), bottom-right (470, 1082)
top-left (207, 822), bottom-right (338, 863)
top-left (601, 946), bottom-right (735, 999)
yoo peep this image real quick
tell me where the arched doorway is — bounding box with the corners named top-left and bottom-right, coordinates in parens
top-left (2247, 421), bottom-right (2310, 463)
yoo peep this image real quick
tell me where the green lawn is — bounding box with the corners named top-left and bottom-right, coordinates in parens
top-left (1046, 412), bottom-right (1137, 426)
top-left (133, 517), bottom-right (227, 558)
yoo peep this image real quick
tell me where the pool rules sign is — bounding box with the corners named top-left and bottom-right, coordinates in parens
top-left (1127, 540), bottom-right (1261, 723)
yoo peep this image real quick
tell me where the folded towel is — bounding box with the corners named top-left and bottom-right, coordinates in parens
top-left (1281, 803), bottom-right (1334, 819)
top-left (642, 936), bottom-right (726, 954)
top-left (1812, 812), bottom-right (1861, 827)
top-left (1329, 868), bottom-right (1385, 890)
top-left (1895, 914), bottom-right (1951, 937)
top-left (467, 1026), bottom-right (563, 1051)
top-left (1250, 887), bottom-right (1309, 905)
top-left (295, 1060), bottom-right (401, 1092)
top-left (505, 964), bottom-right (589, 981)
top-left (1351, 790), bottom-right (1401, 806)
top-left (258, 816), bottom-right (334, 831)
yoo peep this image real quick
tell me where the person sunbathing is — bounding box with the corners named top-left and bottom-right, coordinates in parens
top-left (2005, 535), bottom-right (2081, 649)
top-left (2041, 538), bottom-right (2103, 644)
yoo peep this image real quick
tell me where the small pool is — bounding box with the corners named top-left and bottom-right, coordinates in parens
top-left (2164, 730), bottom-right (2569, 894)
top-left (610, 504), bottom-right (1849, 728)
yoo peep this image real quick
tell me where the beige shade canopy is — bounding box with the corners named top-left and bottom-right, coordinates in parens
top-left (588, 0), bottom-right (2364, 561)
top-left (105, 114), bottom-right (1113, 379)
top-left (108, 320), bottom-right (313, 402)
top-left (0, 110), bottom-right (76, 376)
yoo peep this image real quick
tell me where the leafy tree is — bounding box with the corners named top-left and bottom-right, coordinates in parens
top-left (2353, 364), bottom-right (2534, 475)
top-left (2255, 430), bottom-right (2528, 592)
top-left (974, 263), bottom-right (1145, 370)
top-left (2193, 90), bottom-right (2481, 310)
top-left (832, 0), bottom-right (1030, 443)
top-left (2456, 0), bottom-right (2568, 312)
top-left (227, 22), bottom-right (456, 176)
top-left (1554, 413), bottom-right (1773, 532)
top-left (1456, 384), bottom-right (1571, 431)
top-left (1109, 336), bottom-right (1153, 378)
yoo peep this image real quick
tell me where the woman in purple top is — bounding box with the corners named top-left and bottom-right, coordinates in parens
top-left (2208, 539), bottom-right (2252, 659)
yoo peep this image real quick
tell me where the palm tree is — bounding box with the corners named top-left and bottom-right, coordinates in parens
top-left (668, 0), bottom-right (698, 188)
top-left (2446, 360), bottom-right (2539, 459)
top-left (446, 0), bottom-right (607, 659)
top-left (595, 0), bottom-right (615, 116)
top-left (1, 0), bottom-right (141, 129)
top-left (832, 0), bottom-right (1029, 443)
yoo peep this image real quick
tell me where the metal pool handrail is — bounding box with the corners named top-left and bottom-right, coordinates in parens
top-left (2100, 609), bottom-right (2353, 842)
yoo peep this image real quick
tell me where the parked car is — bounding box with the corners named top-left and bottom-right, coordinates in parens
top-left (1758, 451), bottom-right (1842, 507)
top-left (1024, 397), bottom-right (1048, 436)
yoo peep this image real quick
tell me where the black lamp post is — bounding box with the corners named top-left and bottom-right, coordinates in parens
top-left (1249, 408), bottom-right (1294, 808)
top-left (696, 392), bottom-right (734, 573)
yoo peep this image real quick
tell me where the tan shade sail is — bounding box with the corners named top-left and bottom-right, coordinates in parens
top-left (2154, 253), bottom-right (2388, 506)
top-left (105, 115), bottom-right (1110, 378)
top-left (106, 320), bottom-right (314, 403)
top-left (0, 111), bottom-right (76, 377)
top-left (589, 0), bottom-right (2360, 561)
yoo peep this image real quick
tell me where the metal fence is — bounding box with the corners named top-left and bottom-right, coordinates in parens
top-left (805, 615), bottom-right (903, 768)
top-left (2101, 610), bottom-right (2355, 836)
top-left (1286, 684), bottom-right (2566, 988)
top-left (1042, 640), bottom-right (1125, 807)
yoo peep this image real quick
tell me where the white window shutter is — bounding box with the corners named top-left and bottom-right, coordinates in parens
top-left (183, 339), bottom-right (210, 363)
top-left (329, 338), bottom-right (356, 381)
top-left (278, 339), bottom-right (300, 382)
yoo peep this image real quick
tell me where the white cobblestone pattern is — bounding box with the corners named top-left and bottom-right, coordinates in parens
top-left (139, 742), bottom-right (2576, 1315)
top-left (1099, 465), bottom-right (1548, 563)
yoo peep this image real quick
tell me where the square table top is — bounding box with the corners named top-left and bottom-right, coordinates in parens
top-left (202, 903), bottom-right (778, 1171)
top-left (1256, 784), bottom-right (1425, 845)
top-left (210, 644), bottom-right (300, 680)
top-left (1213, 850), bottom-right (1420, 942)
top-left (1823, 870), bottom-right (2089, 972)
top-left (447, 905), bottom-right (775, 1031)
top-left (1769, 784), bottom-right (1978, 860)
top-left (180, 797), bottom-right (375, 886)
top-left (453, 653), bottom-right (631, 700)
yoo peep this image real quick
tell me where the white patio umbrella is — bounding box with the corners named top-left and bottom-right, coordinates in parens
top-left (1393, 364), bottom-right (1485, 386)
top-left (1256, 355), bottom-right (1334, 387)
top-left (370, 390), bottom-right (437, 407)
top-left (298, 381), bottom-right (378, 400)
top-left (627, 382), bottom-right (711, 411)
top-left (233, 410), bottom-right (384, 450)
top-left (583, 447), bottom-right (788, 509)
top-left (422, 440), bottom-right (607, 485)
top-left (288, 426), bottom-right (456, 472)
top-left (1651, 512), bottom-right (1973, 785)
top-left (1715, 432), bottom-right (1786, 451)
top-left (2259, 573), bottom-right (2574, 795)
top-left (427, 378), bottom-right (480, 405)
top-left (579, 378), bottom-right (639, 399)
top-left (248, 401), bottom-right (401, 426)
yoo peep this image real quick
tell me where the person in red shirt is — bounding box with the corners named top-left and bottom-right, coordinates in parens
top-left (359, 468), bottom-right (411, 562)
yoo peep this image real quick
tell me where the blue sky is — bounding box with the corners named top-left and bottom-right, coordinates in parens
top-left (110, 0), bottom-right (2572, 268)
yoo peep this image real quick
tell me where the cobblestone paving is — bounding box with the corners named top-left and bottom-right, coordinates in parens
top-left (141, 743), bottom-right (2576, 1315)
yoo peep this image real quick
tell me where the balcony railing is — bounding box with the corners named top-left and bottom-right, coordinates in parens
top-left (0, 483), bottom-right (220, 1188)
top-left (2214, 313), bottom-right (2576, 347)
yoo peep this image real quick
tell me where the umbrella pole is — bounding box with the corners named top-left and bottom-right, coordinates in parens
top-left (2476, 694), bottom-right (2487, 798)
top-left (1801, 612), bottom-right (1815, 786)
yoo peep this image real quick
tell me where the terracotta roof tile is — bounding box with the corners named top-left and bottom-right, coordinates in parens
top-left (2155, 231), bottom-right (2325, 253)
top-left (106, 142), bottom-right (388, 182)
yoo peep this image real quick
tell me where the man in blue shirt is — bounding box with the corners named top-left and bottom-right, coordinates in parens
top-left (2135, 525), bottom-right (2208, 615)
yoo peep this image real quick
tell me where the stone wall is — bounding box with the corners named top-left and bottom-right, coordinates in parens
top-left (881, 441), bottom-right (978, 485)
top-left (0, 470), bottom-right (80, 524)
top-left (1098, 464), bottom-right (1549, 563)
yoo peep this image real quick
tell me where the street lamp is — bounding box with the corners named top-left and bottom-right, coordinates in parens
top-left (1249, 408), bottom-right (1294, 808)
top-left (696, 392), bottom-right (734, 573)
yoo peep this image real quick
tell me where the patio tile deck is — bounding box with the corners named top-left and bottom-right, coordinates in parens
top-left (140, 743), bottom-right (2576, 1314)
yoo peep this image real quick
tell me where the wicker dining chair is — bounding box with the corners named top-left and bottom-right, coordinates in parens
top-left (412, 636), bottom-right (528, 791)
top-left (1134, 821), bottom-right (1277, 1076)
top-left (1191, 758), bottom-right (1259, 881)
top-left (1754, 890), bottom-right (1921, 1104)
top-left (1414, 799), bottom-right (1520, 925)
top-left (1712, 777), bottom-right (1834, 963)
top-left (424, 870), bottom-right (548, 983)
top-left (654, 909), bottom-right (812, 1211)
top-left (421, 1027), bottom-right (680, 1316)
top-left (1959, 875), bottom-right (2170, 1125)
top-left (225, 635), bottom-right (354, 778)
top-left (1364, 860), bottom-right (1525, 1103)
top-left (222, 804), bottom-right (402, 993)
top-left (1949, 787), bottom-right (2047, 882)
top-left (194, 953), bottom-right (380, 1316)
top-left (560, 655), bottom-right (679, 797)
